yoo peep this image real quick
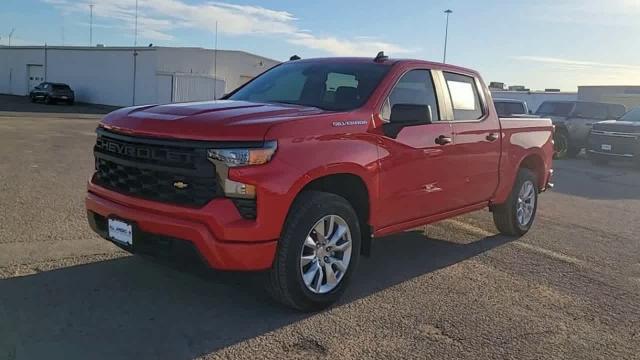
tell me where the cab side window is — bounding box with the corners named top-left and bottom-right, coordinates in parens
top-left (444, 72), bottom-right (484, 120)
top-left (573, 102), bottom-right (608, 120)
top-left (381, 69), bottom-right (440, 123)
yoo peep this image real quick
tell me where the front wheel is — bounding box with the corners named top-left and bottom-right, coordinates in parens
top-left (267, 191), bottom-right (361, 311)
top-left (492, 168), bottom-right (539, 236)
top-left (553, 131), bottom-right (569, 159)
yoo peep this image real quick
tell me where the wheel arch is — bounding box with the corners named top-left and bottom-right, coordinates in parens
top-left (517, 153), bottom-right (546, 191)
top-left (289, 170), bottom-right (375, 255)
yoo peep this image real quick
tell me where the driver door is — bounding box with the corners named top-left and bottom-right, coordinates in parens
top-left (377, 69), bottom-right (456, 229)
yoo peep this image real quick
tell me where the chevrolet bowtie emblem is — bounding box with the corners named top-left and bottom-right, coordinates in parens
top-left (173, 181), bottom-right (189, 189)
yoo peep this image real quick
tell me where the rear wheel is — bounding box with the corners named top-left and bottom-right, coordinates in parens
top-left (493, 168), bottom-right (539, 236)
top-left (268, 191), bottom-right (361, 311)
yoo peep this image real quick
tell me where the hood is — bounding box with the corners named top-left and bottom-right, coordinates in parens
top-left (593, 120), bottom-right (640, 133)
top-left (100, 100), bottom-right (328, 141)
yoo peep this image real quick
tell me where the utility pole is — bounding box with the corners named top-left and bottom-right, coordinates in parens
top-left (8, 28), bottom-right (15, 47)
top-left (443, 9), bottom-right (453, 63)
top-left (89, 4), bottom-right (94, 46)
top-left (213, 21), bottom-right (218, 100)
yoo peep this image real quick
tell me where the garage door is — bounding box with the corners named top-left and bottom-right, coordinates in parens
top-left (27, 65), bottom-right (45, 92)
top-left (172, 75), bottom-right (225, 103)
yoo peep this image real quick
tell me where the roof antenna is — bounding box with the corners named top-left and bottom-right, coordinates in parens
top-left (374, 51), bottom-right (388, 62)
top-left (289, 55), bottom-right (301, 61)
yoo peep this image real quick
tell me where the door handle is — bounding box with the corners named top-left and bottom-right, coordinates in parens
top-left (486, 133), bottom-right (499, 142)
top-left (435, 135), bottom-right (453, 145)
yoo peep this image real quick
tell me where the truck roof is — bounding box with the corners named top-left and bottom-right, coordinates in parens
top-left (290, 57), bottom-right (480, 76)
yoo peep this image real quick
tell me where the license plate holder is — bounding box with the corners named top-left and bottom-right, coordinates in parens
top-left (108, 218), bottom-right (134, 247)
top-left (601, 144), bottom-right (612, 151)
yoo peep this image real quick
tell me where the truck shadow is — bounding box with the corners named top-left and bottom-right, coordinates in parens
top-left (0, 231), bottom-right (513, 360)
top-left (550, 159), bottom-right (640, 200)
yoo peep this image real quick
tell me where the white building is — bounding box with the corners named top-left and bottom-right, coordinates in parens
top-left (0, 46), bottom-right (280, 106)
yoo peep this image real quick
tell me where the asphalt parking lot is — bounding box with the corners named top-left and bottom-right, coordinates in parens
top-left (1, 107), bottom-right (639, 360)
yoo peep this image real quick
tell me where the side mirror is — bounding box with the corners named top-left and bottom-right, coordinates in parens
top-left (382, 104), bottom-right (432, 138)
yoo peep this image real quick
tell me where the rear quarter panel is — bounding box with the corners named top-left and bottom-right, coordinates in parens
top-left (493, 118), bottom-right (554, 204)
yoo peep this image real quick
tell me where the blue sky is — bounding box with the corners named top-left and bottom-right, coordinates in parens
top-left (2, 0), bottom-right (639, 91)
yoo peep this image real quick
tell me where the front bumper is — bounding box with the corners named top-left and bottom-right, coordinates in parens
top-left (86, 184), bottom-right (278, 271)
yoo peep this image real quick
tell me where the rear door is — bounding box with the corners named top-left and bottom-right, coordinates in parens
top-left (440, 71), bottom-right (501, 208)
top-left (376, 68), bottom-right (456, 228)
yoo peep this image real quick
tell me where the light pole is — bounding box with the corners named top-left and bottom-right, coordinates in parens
top-left (8, 28), bottom-right (15, 47)
top-left (89, 4), bottom-right (94, 46)
top-left (443, 9), bottom-right (453, 63)
top-left (132, 0), bottom-right (139, 105)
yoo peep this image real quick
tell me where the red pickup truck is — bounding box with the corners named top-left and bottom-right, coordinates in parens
top-left (86, 55), bottom-right (554, 311)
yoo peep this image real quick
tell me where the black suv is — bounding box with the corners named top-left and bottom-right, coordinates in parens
top-left (29, 82), bottom-right (75, 105)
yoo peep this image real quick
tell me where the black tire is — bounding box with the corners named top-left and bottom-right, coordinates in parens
top-left (553, 131), bottom-right (569, 159)
top-left (492, 168), bottom-right (539, 237)
top-left (268, 191), bottom-right (361, 311)
top-left (30, 95), bottom-right (36, 103)
top-left (44, 96), bottom-right (53, 105)
top-left (67, 100), bottom-right (75, 105)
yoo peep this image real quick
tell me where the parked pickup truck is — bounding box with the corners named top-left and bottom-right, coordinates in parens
top-left (86, 55), bottom-right (554, 311)
top-left (588, 107), bottom-right (640, 166)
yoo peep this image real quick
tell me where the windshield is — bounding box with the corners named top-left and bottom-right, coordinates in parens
top-left (536, 101), bottom-right (575, 116)
top-left (495, 101), bottom-right (526, 117)
top-left (620, 107), bottom-right (640, 122)
top-left (228, 61), bottom-right (391, 111)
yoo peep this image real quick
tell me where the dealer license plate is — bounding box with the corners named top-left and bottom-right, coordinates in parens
top-left (108, 218), bottom-right (133, 246)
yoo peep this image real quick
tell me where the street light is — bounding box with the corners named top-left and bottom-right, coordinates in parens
top-left (89, 4), bottom-right (94, 46)
top-left (443, 9), bottom-right (453, 63)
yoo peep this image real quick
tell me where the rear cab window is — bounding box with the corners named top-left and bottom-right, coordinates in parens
top-left (573, 102), bottom-right (608, 120)
top-left (443, 72), bottom-right (484, 120)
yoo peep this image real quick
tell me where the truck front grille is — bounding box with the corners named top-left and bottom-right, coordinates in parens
top-left (92, 128), bottom-right (223, 207)
top-left (589, 132), bottom-right (639, 156)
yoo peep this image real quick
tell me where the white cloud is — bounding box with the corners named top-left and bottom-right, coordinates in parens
top-left (511, 55), bottom-right (640, 86)
top-left (42, 0), bottom-right (411, 56)
top-left (288, 33), bottom-right (414, 57)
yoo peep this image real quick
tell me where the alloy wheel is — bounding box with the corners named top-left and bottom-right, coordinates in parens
top-left (300, 215), bottom-right (353, 294)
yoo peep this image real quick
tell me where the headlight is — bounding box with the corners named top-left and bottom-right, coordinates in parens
top-left (207, 140), bottom-right (277, 167)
